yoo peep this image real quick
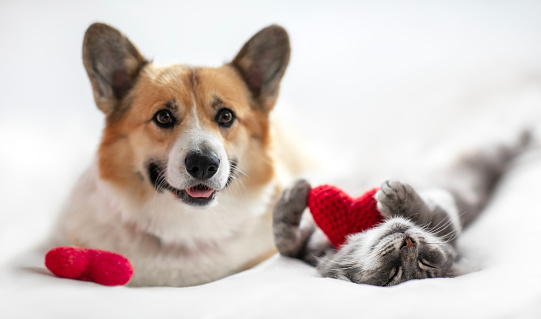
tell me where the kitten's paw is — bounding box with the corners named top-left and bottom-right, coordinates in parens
top-left (375, 180), bottom-right (419, 218)
top-left (273, 179), bottom-right (312, 225)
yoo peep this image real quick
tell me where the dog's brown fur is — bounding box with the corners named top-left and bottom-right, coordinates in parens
top-left (96, 65), bottom-right (276, 204)
top-left (56, 23), bottom-right (295, 286)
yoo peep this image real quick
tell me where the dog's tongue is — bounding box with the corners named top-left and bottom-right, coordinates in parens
top-left (187, 186), bottom-right (214, 198)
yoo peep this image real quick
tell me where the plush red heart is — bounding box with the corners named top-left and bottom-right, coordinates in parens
top-left (307, 185), bottom-right (383, 248)
top-left (45, 247), bottom-right (133, 286)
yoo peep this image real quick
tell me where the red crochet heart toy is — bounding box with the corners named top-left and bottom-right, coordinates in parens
top-left (307, 185), bottom-right (383, 248)
top-left (45, 247), bottom-right (133, 286)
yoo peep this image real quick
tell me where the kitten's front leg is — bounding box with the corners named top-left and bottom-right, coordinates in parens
top-left (376, 180), bottom-right (430, 220)
top-left (375, 180), bottom-right (460, 241)
top-left (273, 179), bottom-right (312, 258)
top-left (273, 179), bottom-right (334, 266)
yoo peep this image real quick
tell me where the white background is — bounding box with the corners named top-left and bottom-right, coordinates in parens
top-left (1, 1), bottom-right (541, 318)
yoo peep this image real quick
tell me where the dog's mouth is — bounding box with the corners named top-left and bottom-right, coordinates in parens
top-left (185, 184), bottom-right (215, 198)
top-left (148, 163), bottom-right (217, 206)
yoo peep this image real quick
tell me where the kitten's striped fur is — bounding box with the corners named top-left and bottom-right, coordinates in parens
top-left (273, 133), bottom-right (530, 286)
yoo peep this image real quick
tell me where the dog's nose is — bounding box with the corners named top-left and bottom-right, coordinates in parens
top-left (185, 150), bottom-right (220, 180)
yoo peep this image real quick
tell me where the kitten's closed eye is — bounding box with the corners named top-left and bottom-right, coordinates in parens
top-left (419, 259), bottom-right (436, 270)
top-left (385, 266), bottom-right (402, 286)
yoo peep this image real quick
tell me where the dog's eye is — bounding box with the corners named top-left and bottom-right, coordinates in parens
top-left (215, 108), bottom-right (235, 128)
top-left (153, 109), bottom-right (175, 128)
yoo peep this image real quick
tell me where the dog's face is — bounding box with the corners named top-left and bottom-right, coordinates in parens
top-left (83, 24), bottom-right (290, 208)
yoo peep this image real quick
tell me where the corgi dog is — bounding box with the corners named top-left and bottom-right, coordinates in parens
top-left (54, 23), bottom-right (293, 286)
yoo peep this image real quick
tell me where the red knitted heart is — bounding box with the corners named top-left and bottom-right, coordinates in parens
top-left (45, 247), bottom-right (133, 286)
top-left (307, 185), bottom-right (383, 248)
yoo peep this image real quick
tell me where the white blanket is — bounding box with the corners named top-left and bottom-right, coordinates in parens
top-left (1, 1), bottom-right (541, 318)
top-left (2, 148), bottom-right (541, 319)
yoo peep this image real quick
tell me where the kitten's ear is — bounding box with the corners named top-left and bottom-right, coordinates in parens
top-left (83, 23), bottom-right (147, 115)
top-left (231, 25), bottom-right (290, 114)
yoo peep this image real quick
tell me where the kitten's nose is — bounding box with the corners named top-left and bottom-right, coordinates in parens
top-left (401, 237), bottom-right (416, 249)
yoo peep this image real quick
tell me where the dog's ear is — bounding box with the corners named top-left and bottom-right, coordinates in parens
top-left (83, 23), bottom-right (147, 115)
top-left (231, 25), bottom-right (290, 114)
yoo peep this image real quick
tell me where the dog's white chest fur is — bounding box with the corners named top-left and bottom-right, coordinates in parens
top-left (57, 163), bottom-right (276, 286)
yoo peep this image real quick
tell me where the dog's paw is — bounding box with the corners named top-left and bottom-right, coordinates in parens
top-left (375, 180), bottom-right (420, 218)
top-left (273, 179), bottom-right (311, 225)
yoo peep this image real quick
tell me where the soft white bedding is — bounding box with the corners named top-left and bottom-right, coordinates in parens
top-left (1, 1), bottom-right (541, 318)
top-left (3, 148), bottom-right (541, 319)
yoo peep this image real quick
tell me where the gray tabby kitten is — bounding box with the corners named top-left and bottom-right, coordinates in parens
top-left (273, 137), bottom-right (528, 286)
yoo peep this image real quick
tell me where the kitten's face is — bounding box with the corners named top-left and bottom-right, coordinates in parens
top-left (318, 217), bottom-right (460, 286)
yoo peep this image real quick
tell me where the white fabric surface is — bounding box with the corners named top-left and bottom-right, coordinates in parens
top-left (3, 149), bottom-right (541, 319)
top-left (1, 1), bottom-right (541, 318)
